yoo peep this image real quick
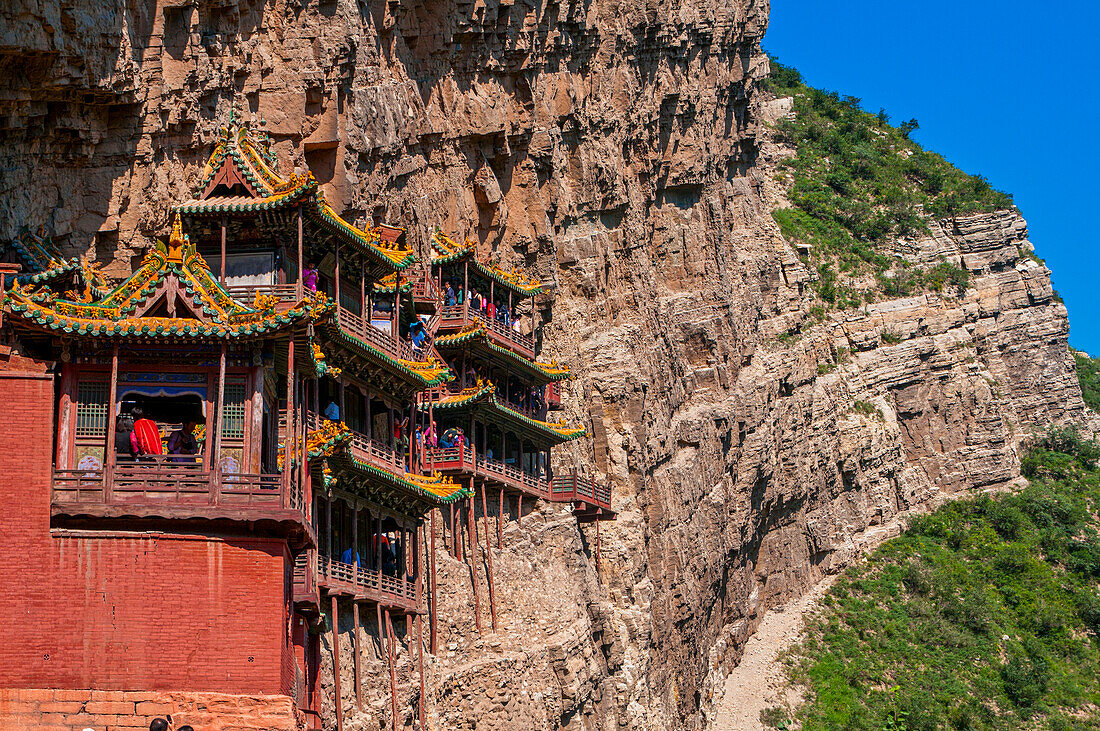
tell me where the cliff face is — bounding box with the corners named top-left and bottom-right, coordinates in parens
top-left (0, 0), bottom-right (1088, 728)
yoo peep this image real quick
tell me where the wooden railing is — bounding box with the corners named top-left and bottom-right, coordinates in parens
top-left (478, 455), bottom-right (550, 498)
top-left (550, 472), bottom-right (612, 510)
top-left (227, 283), bottom-right (299, 303)
top-left (317, 554), bottom-right (417, 605)
top-left (301, 410), bottom-right (406, 474)
top-left (420, 444), bottom-right (550, 497)
top-left (410, 271), bottom-right (440, 303)
top-left (52, 463), bottom-right (302, 517)
top-left (438, 305), bottom-right (535, 358)
top-left (293, 550), bottom-right (318, 605)
top-left (335, 305), bottom-right (431, 362)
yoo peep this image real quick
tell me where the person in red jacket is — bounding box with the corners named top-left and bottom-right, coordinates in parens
top-left (131, 406), bottom-right (163, 457)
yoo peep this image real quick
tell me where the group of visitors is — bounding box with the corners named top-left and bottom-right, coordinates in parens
top-left (443, 281), bottom-right (525, 333)
top-left (339, 534), bottom-right (402, 577)
top-left (115, 407), bottom-right (200, 463)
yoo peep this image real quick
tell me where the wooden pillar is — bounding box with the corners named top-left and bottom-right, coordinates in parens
top-left (331, 595), bottom-right (344, 731)
top-left (296, 207), bottom-right (304, 299)
top-left (417, 613), bottom-right (428, 731)
top-left (385, 609), bottom-right (399, 731)
top-left (463, 261), bottom-right (469, 318)
top-left (360, 259), bottom-right (366, 317)
top-left (326, 494), bottom-right (333, 559)
top-left (284, 339), bottom-right (295, 499)
top-left (104, 344), bottom-right (120, 494)
top-left (467, 487), bottom-right (482, 635)
top-left (213, 343), bottom-right (227, 474)
top-left (429, 509), bottom-right (438, 654)
top-left (249, 363), bottom-right (263, 472)
top-left (220, 217), bottom-right (227, 286)
top-left (481, 480), bottom-right (497, 631)
top-left (338, 377), bottom-right (346, 423)
top-left (334, 239), bottom-right (341, 307)
top-left (517, 493), bottom-right (522, 527)
top-left (352, 601), bottom-right (363, 710)
top-left (596, 518), bottom-right (601, 573)
top-left (498, 487), bottom-right (504, 548)
top-left (376, 513), bottom-right (383, 573)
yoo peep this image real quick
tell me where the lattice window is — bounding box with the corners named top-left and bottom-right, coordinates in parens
top-left (75, 381), bottom-right (108, 438)
top-left (220, 380), bottom-right (247, 440)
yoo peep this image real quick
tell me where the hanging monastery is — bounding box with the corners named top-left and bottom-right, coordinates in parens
top-left (0, 120), bottom-right (613, 730)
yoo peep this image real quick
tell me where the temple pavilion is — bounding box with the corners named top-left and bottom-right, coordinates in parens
top-left (0, 118), bottom-right (613, 731)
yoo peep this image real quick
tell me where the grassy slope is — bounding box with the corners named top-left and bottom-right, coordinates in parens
top-left (765, 59), bottom-right (1014, 308)
top-left (781, 428), bottom-right (1100, 730)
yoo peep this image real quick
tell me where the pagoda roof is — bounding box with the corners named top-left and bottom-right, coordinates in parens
top-left (430, 231), bottom-right (543, 296)
top-left (175, 121), bottom-right (415, 273)
top-left (434, 322), bottom-right (572, 384)
top-left (5, 214), bottom-right (330, 341)
top-left (422, 381), bottom-right (586, 445)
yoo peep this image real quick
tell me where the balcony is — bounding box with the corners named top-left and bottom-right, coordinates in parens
top-left (439, 305), bottom-right (535, 359)
top-left (420, 444), bottom-right (550, 499)
top-left (302, 411), bottom-right (407, 475)
top-left (334, 306), bottom-right (429, 362)
top-left (550, 472), bottom-right (614, 520)
top-left (226, 283), bottom-right (299, 311)
top-left (51, 462), bottom-right (308, 533)
top-left (316, 554), bottom-right (418, 611)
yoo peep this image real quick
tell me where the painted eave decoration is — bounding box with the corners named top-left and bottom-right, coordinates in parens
top-left (434, 321), bottom-right (573, 381)
top-left (430, 231), bottom-right (543, 295)
top-left (5, 214), bottom-right (332, 340)
top-left (5, 227), bottom-right (110, 301)
top-left (421, 380), bottom-right (587, 443)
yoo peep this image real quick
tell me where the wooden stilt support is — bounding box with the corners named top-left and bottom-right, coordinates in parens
top-left (429, 510), bottom-right (438, 655)
top-left (330, 596), bottom-right (344, 731)
top-left (466, 490), bottom-right (482, 635)
top-left (517, 493), bottom-right (523, 526)
top-left (596, 519), bottom-right (601, 573)
top-left (385, 609), bottom-right (398, 731)
top-left (480, 481), bottom-right (497, 632)
top-left (376, 603), bottom-right (385, 663)
top-left (417, 614), bottom-right (428, 731)
top-left (498, 487), bottom-right (504, 548)
top-left (352, 602), bottom-right (362, 710)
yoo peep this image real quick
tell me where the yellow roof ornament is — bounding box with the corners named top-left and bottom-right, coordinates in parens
top-left (166, 212), bottom-right (186, 263)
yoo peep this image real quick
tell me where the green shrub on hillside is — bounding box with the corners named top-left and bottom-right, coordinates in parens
top-left (765, 56), bottom-right (1012, 307)
top-left (786, 428), bottom-right (1100, 729)
top-left (1074, 349), bottom-right (1100, 412)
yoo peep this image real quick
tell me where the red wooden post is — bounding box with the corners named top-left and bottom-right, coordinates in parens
top-left (296, 207), bottom-right (304, 299)
top-left (284, 339), bottom-right (295, 505)
top-left (481, 480), bottom-right (497, 631)
top-left (213, 343), bottom-right (227, 477)
top-left (498, 487), bottom-right (504, 548)
top-left (385, 609), bottom-right (398, 731)
top-left (103, 343), bottom-right (120, 500)
top-left (352, 601), bottom-right (362, 710)
top-left (220, 217), bottom-right (227, 286)
top-left (517, 493), bottom-right (522, 527)
top-left (417, 613), bottom-right (428, 730)
top-left (467, 487), bottom-right (482, 635)
top-left (331, 595), bottom-right (344, 731)
top-left (429, 510), bottom-right (438, 654)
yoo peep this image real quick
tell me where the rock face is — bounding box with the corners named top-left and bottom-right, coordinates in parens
top-left (0, 0), bottom-right (1090, 728)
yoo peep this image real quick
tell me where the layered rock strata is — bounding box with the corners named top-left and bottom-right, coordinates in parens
top-left (0, 0), bottom-right (1089, 728)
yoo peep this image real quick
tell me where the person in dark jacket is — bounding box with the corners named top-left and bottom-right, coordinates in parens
top-left (115, 414), bottom-right (136, 462)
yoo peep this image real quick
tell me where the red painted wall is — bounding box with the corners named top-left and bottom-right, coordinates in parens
top-left (0, 366), bottom-right (294, 695)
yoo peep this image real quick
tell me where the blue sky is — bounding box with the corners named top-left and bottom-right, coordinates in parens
top-left (763, 1), bottom-right (1100, 354)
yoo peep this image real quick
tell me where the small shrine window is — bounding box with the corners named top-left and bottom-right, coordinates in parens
top-left (75, 381), bottom-right (109, 438)
top-left (220, 379), bottom-right (248, 441)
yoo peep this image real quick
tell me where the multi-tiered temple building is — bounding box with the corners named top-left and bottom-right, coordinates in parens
top-left (0, 120), bottom-right (612, 730)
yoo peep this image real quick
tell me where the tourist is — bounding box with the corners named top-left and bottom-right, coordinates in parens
top-left (424, 420), bottom-right (437, 449)
top-left (302, 261), bottom-right (319, 292)
top-left (323, 400), bottom-right (340, 421)
top-left (341, 544), bottom-right (360, 566)
top-left (444, 282), bottom-right (455, 306)
top-left (487, 299), bottom-right (495, 321)
top-left (149, 719), bottom-right (169, 731)
top-left (115, 413), bottom-right (136, 462)
top-left (131, 407), bottom-right (162, 458)
top-left (166, 420), bottom-right (199, 463)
